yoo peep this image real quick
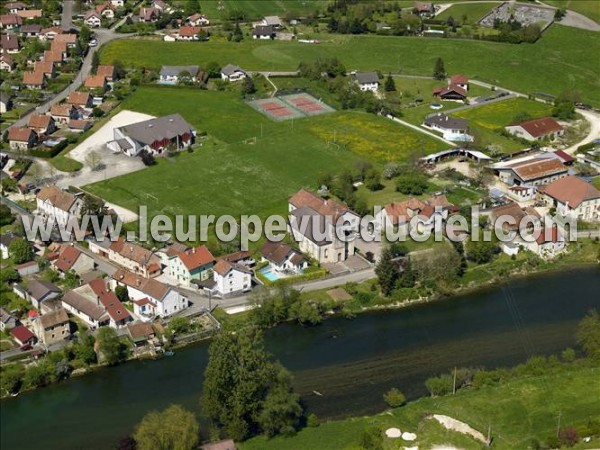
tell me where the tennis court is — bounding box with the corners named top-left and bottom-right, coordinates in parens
top-left (247, 93), bottom-right (335, 121)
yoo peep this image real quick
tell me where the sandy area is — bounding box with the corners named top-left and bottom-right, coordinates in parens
top-left (431, 414), bottom-right (487, 443)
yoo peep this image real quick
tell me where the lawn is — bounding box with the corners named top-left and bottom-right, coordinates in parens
top-left (544, 0), bottom-right (600, 24)
top-left (592, 177), bottom-right (600, 190)
top-left (240, 365), bottom-right (600, 450)
top-left (84, 86), bottom-right (445, 223)
top-left (436, 1), bottom-right (499, 24)
top-left (100, 25), bottom-right (600, 105)
top-left (197, 0), bottom-right (329, 21)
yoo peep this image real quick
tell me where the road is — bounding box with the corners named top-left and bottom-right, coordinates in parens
top-left (562, 109), bottom-right (600, 155)
top-left (61, 0), bottom-right (73, 31)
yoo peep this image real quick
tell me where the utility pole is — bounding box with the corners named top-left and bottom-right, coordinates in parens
top-left (487, 423), bottom-right (492, 446)
top-left (556, 411), bottom-right (562, 437)
top-left (208, 289), bottom-right (212, 311)
top-left (452, 367), bottom-right (457, 394)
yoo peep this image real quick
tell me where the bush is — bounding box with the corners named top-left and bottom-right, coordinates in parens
top-left (307, 413), bottom-right (319, 428)
top-left (383, 388), bottom-right (406, 407)
top-left (425, 374), bottom-right (454, 397)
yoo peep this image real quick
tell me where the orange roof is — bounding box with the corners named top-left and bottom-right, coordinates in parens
top-left (54, 33), bottom-right (77, 44)
top-left (179, 26), bottom-right (200, 37)
top-left (89, 279), bottom-right (131, 323)
top-left (177, 245), bottom-right (214, 271)
top-left (541, 176), bottom-right (600, 208)
top-left (450, 74), bottom-right (469, 84)
top-left (50, 103), bottom-right (75, 117)
top-left (28, 113), bottom-right (53, 130)
top-left (112, 268), bottom-right (171, 301)
top-left (36, 185), bottom-right (78, 212)
top-left (213, 259), bottom-right (251, 277)
top-left (513, 117), bottom-right (564, 138)
top-left (43, 50), bottom-right (63, 63)
top-left (84, 74), bottom-right (107, 88)
top-left (508, 158), bottom-right (567, 182)
top-left (54, 245), bottom-right (82, 272)
top-left (95, 1), bottom-right (114, 13)
top-left (17, 9), bottom-right (42, 19)
top-left (96, 65), bottom-right (115, 79)
top-left (536, 226), bottom-right (562, 245)
top-left (8, 127), bottom-right (35, 142)
top-left (51, 40), bottom-right (67, 54)
top-left (34, 60), bottom-right (54, 75)
top-left (67, 91), bottom-right (91, 106)
top-left (289, 189), bottom-right (352, 221)
top-left (109, 238), bottom-right (158, 267)
top-left (23, 70), bottom-right (45, 85)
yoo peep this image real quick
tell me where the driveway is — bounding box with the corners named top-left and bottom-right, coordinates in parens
top-left (562, 109), bottom-right (600, 155)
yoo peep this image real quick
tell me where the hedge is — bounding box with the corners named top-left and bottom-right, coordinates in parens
top-left (29, 140), bottom-right (68, 158)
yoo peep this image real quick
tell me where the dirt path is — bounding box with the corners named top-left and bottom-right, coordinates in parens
top-left (562, 109), bottom-right (600, 155)
top-left (431, 414), bottom-right (489, 444)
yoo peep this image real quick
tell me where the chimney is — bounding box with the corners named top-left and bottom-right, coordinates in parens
top-left (192, 247), bottom-right (196, 254)
top-left (96, 295), bottom-right (100, 306)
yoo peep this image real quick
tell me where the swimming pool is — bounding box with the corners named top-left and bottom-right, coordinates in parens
top-left (259, 266), bottom-right (282, 282)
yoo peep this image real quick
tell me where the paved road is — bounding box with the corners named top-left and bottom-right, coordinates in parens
top-left (61, 0), bottom-right (73, 31)
top-left (562, 109), bottom-right (600, 155)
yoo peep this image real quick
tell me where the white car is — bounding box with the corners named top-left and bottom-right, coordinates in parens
top-left (89, 39), bottom-right (98, 47)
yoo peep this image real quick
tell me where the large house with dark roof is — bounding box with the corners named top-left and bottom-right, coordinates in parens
top-left (505, 117), bottom-right (564, 141)
top-left (260, 241), bottom-right (307, 274)
top-left (351, 72), bottom-right (379, 92)
top-left (288, 189), bottom-right (360, 263)
top-left (423, 114), bottom-right (472, 142)
top-left (539, 176), bottom-right (600, 222)
top-left (493, 157), bottom-right (568, 186)
top-left (108, 114), bottom-right (196, 156)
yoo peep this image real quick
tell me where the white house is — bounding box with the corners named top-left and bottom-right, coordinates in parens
top-left (260, 241), bottom-right (307, 274)
top-left (288, 189), bottom-right (360, 264)
top-left (422, 114), bottom-right (473, 142)
top-left (111, 269), bottom-right (189, 318)
top-left (0, 234), bottom-right (15, 259)
top-left (253, 25), bottom-right (275, 39)
top-left (84, 12), bottom-right (102, 28)
top-left (211, 259), bottom-right (252, 296)
top-left (36, 185), bottom-right (83, 229)
top-left (8, 127), bottom-right (36, 150)
top-left (526, 226), bottom-right (566, 259)
top-left (351, 72), bottom-right (379, 92)
top-left (259, 16), bottom-right (282, 29)
top-left (167, 245), bottom-right (215, 287)
top-left (187, 13), bottom-right (210, 26)
top-left (110, 0), bottom-right (125, 7)
top-left (108, 114), bottom-right (196, 156)
top-left (221, 64), bottom-right (247, 82)
top-left (539, 176), bottom-right (600, 222)
top-left (508, 185), bottom-right (536, 202)
top-left (159, 65), bottom-right (200, 84)
top-left (95, 2), bottom-right (115, 19)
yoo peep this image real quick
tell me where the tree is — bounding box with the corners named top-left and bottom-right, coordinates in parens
top-left (425, 374), bottom-right (454, 396)
top-left (396, 174), bottom-right (428, 195)
top-left (205, 61), bottom-right (221, 78)
top-left (384, 73), bottom-right (396, 92)
top-left (203, 327), bottom-right (302, 440)
top-left (134, 404), bottom-right (199, 450)
top-left (96, 327), bottom-right (127, 365)
top-left (91, 51), bottom-right (100, 75)
top-left (375, 247), bottom-right (399, 296)
top-left (433, 57), bottom-right (446, 80)
top-left (0, 204), bottom-right (15, 227)
top-left (576, 309), bottom-right (600, 358)
top-left (241, 76), bottom-right (256, 96)
top-left (0, 364), bottom-right (23, 395)
top-left (184, 0), bottom-right (200, 17)
top-left (115, 285), bottom-right (130, 303)
top-left (79, 24), bottom-right (92, 45)
top-left (383, 388), bottom-right (406, 407)
top-left (364, 168), bottom-right (382, 191)
top-left (85, 150), bottom-right (102, 171)
top-left (9, 238), bottom-right (33, 264)
top-left (73, 330), bottom-right (97, 365)
top-left (140, 150), bottom-right (155, 166)
top-left (466, 238), bottom-right (497, 264)
top-left (359, 426), bottom-right (383, 450)
top-left (197, 28), bottom-right (209, 41)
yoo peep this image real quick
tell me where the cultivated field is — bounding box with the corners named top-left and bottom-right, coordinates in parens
top-left (436, 2), bottom-right (498, 24)
top-left (84, 86), bottom-right (445, 221)
top-left (100, 25), bottom-right (600, 105)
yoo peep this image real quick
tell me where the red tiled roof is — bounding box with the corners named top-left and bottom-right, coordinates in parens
top-left (50, 103), bottom-right (75, 117)
top-left (1, 14), bottom-right (22, 26)
top-left (23, 70), bottom-right (45, 86)
top-left (536, 226), bottom-right (562, 244)
top-left (51, 40), bottom-right (67, 54)
top-left (54, 245), bottom-right (82, 272)
top-left (28, 114), bottom-right (52, 130)
top-left (8, 127), bottom-right (35, 142)
top-left (450, 74), bottom-right (469, 84)
top-left (96, 65), bottom-right (115, 79)
top-left (34, 60), bottom-right (54, 75)
top-left (289, 189), bottom-right (352, 221)
top-left (36, 185), bottom-right (78, 212)
top-left (10, 325), bottom-right (36, 344)
top-left (178, 26), bottom-right (200, 37)
top-left (218, 250), bottom-right (251, 263)
top-left (17, 9), bottom-right (42, 19)
top-left (177, 245), bottom-right (215, 271)
top-left (433, 83), bottom-right (467, 98)
top-left (88, 279), bottom-right (131, 323)
top-left (508, 158), bottom-right (567, 182)
top-left (513, 117), bottom-right (564, 138)
top-left (553, 150), bottom-right (574, 164)
top-left (67, 91), bottom-right (91, 106)
top-left (96, 2), bottom-right (115, 13)
top-left (68, 119), bottom-right (91, 130)
top-left (54, 33), bottom-right (77, 44)
top-left (540, 176), bottom-right (600, 208)
top-left (84, 74), bottom-right (107, 88)
top-left (112, 268), bottom-right (171, 301)
top-left (43, 50), bottom-right (63, 63)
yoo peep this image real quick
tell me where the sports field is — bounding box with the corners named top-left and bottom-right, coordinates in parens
top-left (100, 25), bottom-right (600, 106)
top-left (247, 93), bottom-right (335, 121)
top-left (84, 86), bottom-right (445, 221)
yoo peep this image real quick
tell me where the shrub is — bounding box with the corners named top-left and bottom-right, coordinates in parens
top-left (307, 413), bottom-right (319, 428)
top-left (383, 388), bottom-right (406, 407)
top-left (425, 374), bottom-right (454, 397)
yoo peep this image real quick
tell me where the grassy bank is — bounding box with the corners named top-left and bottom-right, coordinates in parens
top-left (240, 364), bottom-right (600, 450)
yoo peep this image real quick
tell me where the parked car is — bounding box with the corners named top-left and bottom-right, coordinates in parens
top-left (89, 39), bottom-right (98, 47)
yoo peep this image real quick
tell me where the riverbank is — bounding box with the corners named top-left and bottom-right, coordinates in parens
top-left (240, 362), bottom-right (600, 450)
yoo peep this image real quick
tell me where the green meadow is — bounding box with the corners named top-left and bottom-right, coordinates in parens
top-left (100, 25), bottom-right (600, 105)
top-left (84, 86), bottom-right (445, 220)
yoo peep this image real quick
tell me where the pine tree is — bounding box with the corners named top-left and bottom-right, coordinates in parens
top-left (375, 247), bottom-right (399, 296)
top-left (384, 73), bottom-right (396, 92)
top-left (433, 57), bottom-right (446, 80)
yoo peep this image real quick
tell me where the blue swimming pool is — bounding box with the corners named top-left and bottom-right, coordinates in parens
top-left (259, 266), bottom-right (282, 282)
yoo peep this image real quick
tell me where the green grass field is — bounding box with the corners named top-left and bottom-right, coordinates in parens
top-left (544, 0), bottom-right (600, 24)
top-left (195, 0), bottom-right (329, 21)
top-left (453, 97), bottom-right (553, 129)
top-left (84, 86), bottom-right (445, 221)
top-left (240, 365), bottom-right (600, 450)
top-left (436, 1), bottom-right (498, 24)
top-left (100, 25), bottom-right (600, 105)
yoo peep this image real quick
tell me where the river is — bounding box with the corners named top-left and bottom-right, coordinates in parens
top-left (1, 266), bottom-right (598, 449)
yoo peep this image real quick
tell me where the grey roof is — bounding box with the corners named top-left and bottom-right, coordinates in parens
top-left (20, 24), bottom-right (42, 33)
top-left (0, 233), bottom-right (15, 248)
top-left (62, 290), bottom-right (108, 322)
top-left (290, 207), bottom-right (334, 246)
top-left (160, 65), bottom-right (199, 78)
top-left (117, 114), bottom-right (195, 146)
top-left (253, 25), bottom-right (274, 35)
top-left (115, 138), bottom-right (132, 150)
top-left (423, 114), bottom-right (469, 131)
top-left (353, 72), bottom-right (379, 85)
top-left (221, 64), bottom-right (245, 77)
top-left (27, 280), bottom-right (61, 301)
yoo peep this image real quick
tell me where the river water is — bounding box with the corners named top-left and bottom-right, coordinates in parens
top-left (1, 266), bottom-right (598, 449)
